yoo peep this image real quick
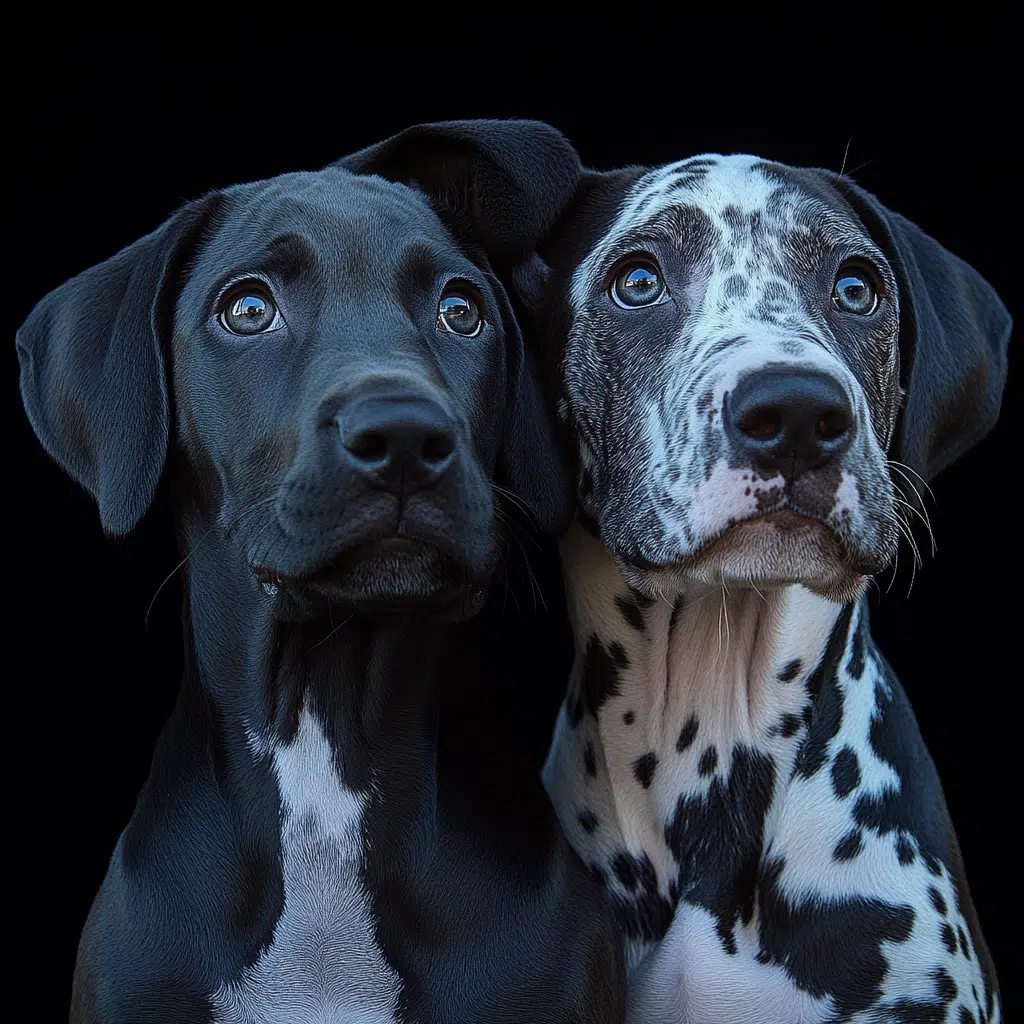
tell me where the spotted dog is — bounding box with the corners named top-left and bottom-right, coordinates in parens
top-left (18, 120), bottom-right (625, 1023)
top-left (532, 155), bottom-right (1010, 1022)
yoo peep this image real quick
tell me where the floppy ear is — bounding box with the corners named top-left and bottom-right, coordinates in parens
top-left (834, 178), bottom-right (1012, 482)
top-left (334, 119), bottom-right (584, 534)
top-left (16, 198), bottom-right (214, 536)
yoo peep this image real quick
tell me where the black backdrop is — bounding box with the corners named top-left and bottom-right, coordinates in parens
top-left (10, 23), bottom-right (1018, 1020)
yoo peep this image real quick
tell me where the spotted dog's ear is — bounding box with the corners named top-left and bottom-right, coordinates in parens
top-left (334, 119), bottom-right (584, 534)
top-left (835, 179), bottom-right (1012, 482)
top-left (16, 197), bottom-right (217, 536)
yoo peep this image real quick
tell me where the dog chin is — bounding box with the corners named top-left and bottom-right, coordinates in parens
top-left (621, 511), bottom-right (872, 604)
top-left (257, 539), bottom-right (490, 621)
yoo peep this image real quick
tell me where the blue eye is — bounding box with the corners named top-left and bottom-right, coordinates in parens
top-left (218, 285), bottom-right (283, 335)
top-left (832, 268), bottom-right (879, 315)
top-left (437, 291), bottom-right (483, 337)
top-left (611, 261), bottom-right (667, 308)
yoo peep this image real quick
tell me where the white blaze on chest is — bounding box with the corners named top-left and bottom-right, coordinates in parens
top-left (211, 708), bottom-right (403, 1024)
top-left (626, 903), bottom-right (835, 1024)
top-left (544, 526), bottom-right (843, 928)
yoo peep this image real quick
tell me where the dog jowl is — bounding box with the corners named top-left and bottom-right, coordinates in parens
top-left (534, 154), bottom-right (1010, 1023)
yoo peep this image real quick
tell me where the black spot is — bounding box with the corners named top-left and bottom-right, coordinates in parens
top-left (847, 612), bottom-right (867, 679)
top-left (580, 635), bottom-right (625, 720)
top-left (959, 1009), bottom-right (977, 1024)
top-left (577, 809), bottom-right (599, 834)
top-left (724, 273), bottom-right (749, 299)
top-left (831, 746), bottom-right (861, 798)
top-left (612, 852), bottom-right (638, 890)
top-left (794, 605), bottom-right (854, 779)
top-left (722, 204), bottom-right (744, 231)
top-left (834, 830), bottom-right (863, 861)
top-left (698, 745), bottom-right (718, 776)
top-left (665, 746), bottom-right (776, 959)
top-left (934, 968), bottom-right (957, 1002)
top-left (777, 713), bottom-right (802, 738)
top-left (896, 834), bottom-right (917, 865)
top-left (940, 923), bottom-right (958, 954)
top-left (607, 850), bottom-right (675, 942)
top-left (928, 886), bottom-right (948, 916)
top-left (623, 710), bottom-right (635, 726)
top-left (583, 742), bottom-right (596, 778)
top-left (777, 658), bottom-right (802, 682)
top-left (757, 856), bottom-right (916, 1017)
top-left (589, 863), bottom-right (606, 887)
top-left (883, 1001), bottom-right (950, 1023)
top-left (632, 752), bottom-right (658, 789)
top-left (676, 713), bottom-right (699, 753)
top-left (958, 926), bottom-right (972, 959)
top-left (615, 594), bottom-right (646, 632)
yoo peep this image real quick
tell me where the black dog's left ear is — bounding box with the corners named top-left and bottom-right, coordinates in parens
top-left (834, 177), bottom-right (1012, 482)
top-left (334, 119), bottom-right (583, 534)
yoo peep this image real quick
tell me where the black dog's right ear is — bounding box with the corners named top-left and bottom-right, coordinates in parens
top-left (16, 197), bottom-right (215, 536)
top-left (834, 178), bottom-right (1012, 482)
top-left (332, 118), bottom-right (582, 267)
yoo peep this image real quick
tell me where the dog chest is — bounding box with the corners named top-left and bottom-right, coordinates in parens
top-left (210, 708), bottom-right (404, 1024)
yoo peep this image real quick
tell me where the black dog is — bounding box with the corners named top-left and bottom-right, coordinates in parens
top-left (18, 120), bottom-right (624, 1023)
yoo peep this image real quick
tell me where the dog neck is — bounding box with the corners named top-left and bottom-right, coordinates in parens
top-left (543, 520), bottom-right (855, 952)
top-left (169, 516), bottom-right (477, 868)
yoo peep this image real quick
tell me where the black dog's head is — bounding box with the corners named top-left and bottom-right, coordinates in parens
top-left (17, 121), bottom-right (581, 620)
top-left (536, 155), bottom-right (1011, 601)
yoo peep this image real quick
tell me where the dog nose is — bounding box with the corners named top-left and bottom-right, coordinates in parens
top-left (338, 396), bottom-right (456, 494)
top-left (725, 368), bottom-right (854, 476)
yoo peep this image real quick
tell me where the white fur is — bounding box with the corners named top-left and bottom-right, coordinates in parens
top-left (211, 708), bottom-right (403, 1024)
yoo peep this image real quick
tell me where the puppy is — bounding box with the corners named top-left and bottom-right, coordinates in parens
top-left (531, 154), bottom-right (1009, 1023)
top-left (18, 120), bottom-right (625, 1023)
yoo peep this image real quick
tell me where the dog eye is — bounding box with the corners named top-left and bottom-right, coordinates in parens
top-left (218, 286), bottom-right (283, 336)
top-left (611, 261), bottom-right (667, 309)
top-left (832, 268), bottom-right (879, 315)
top-left (437, 291), bottom-right (483, 337)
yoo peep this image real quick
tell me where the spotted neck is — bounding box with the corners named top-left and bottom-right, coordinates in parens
top-left (543, 519), bottom-right (852, 954)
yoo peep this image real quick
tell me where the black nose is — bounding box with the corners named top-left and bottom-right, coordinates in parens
top-left (338, 395), bottom-right (456, 495)
top-left (725, 368), bottom-right (854, 477)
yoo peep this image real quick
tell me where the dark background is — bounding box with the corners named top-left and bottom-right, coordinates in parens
top-left (10, 23), bottom-right (1017, 1020)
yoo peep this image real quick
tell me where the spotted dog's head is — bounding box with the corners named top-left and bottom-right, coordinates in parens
top-left (536, 156), bottom-right (1011, 600)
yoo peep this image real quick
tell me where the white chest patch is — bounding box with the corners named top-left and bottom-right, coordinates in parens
top-left (210, 708), bottom-right (404, 1024)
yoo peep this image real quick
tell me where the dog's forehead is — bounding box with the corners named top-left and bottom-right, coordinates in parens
top-left (205, 168), bottom-right (454, 267)
top-left (628, 154), bottom-right (858, 236)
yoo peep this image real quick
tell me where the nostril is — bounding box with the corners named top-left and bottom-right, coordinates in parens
top-left (422, 433), bottom-right (455, 463)
top-left (345, 430), bottom-right (388, 462)
top-left (815, 410), bottom-right (852, 443)
top-left (738, 407), bottom-right (782, 440)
